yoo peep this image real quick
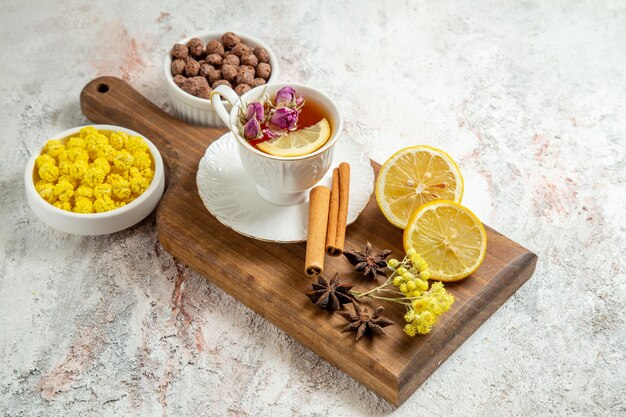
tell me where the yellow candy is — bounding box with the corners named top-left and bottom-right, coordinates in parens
top-left (54, 181), bottom-right (74, 202)
top-left (132, 152), bottom-right (152, 170)
top-left (70, 160), bottom-right (89, 180)
top-left (112, 179), bottom-right (131, 200)
top-left (93, 157), bottom-right (111, 175)
top-left (124, 136), bottom-right (147, 154)
top-left (57, 175), bottom-right (78, 189)
top-left (130, 176), bottom-right (150, 195)
top-left (109, 132), bottom-right (128, 150)
top-left (35, 154), bottom-right (56, 168)
top-left (34, 128), bottom-right (153, 214)
top-left (44, 140), bottom-right (65, 157)
top-left (83, 167), bottom-right (105, 187)
top-left (79, 126), bottom-right (98, 138)
top-left (93, 197), bottom-right (116, 213)
top-left (38, 183), bottom-right (56, 203)
top-left (53, 201), bottom-right (72, 211)
top-left (58, 160), bottom-right (72, 176)
top-left (141, 168), bottom-right (154, 180)
top-left (35, 180), bottom-right (49, 193)
top-left (66, 136), bottom-right (86, 149)
top-left (39, 163), bottom-right (59, 182)
top-left (113, 150), bottom-right (134, 171)
top-left (74, 197), bottom-right (94, 214)
top-left (97, 144), bottom-right (117, 163)
top-left (94, 183), bottom-right (113, 200)
top-left (75, 185), bottom-right (94, 199)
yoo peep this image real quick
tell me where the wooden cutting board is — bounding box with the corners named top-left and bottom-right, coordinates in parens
top-left (80, 76), bottom-right (537, 406)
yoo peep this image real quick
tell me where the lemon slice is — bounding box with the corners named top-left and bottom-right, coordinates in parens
top-left (375, 145), bottom-right (463, 229)
top-left (257, 118), bottom-right (331, 157)
top-left (403, 200), bottom-right (487, 282)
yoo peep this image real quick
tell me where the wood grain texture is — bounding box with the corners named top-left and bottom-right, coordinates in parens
top-left (80, 76), bottom-right (537, 406)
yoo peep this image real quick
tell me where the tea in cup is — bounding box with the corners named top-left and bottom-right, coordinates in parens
top-left (211, 83), bottom-right (343, 205)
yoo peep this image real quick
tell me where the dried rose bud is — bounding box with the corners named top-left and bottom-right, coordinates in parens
top-left (223, 54), bottom-right (240, 66)
top-left (207, 68), bottom-right (222, 84)
top-left (235, 83), bottom-right (251, 95)
top-left (206, 53), bottom-right (223, 66)
top-left (241, 53), bottom-right (258, 67)
top-left (275, 86), bottom-right (296, 105)
top-left (184, 59), bottom-right (200, 76)
top-left (270, 107), bottom-right (299, 131)
top-left (256, 62), bottom-right (271, 80)
top-left (253, 47), bottom-right (270, 63)
top-left (199, 63), bottom-right (214, 77)
top-left (246, 102), bottom-right (264, 121)
top-left (231, 42), bottom-right (251, 57)
top-left (187, 37), bottom-right (204, 57)
top-left (171, 43), bottom-right (189, 59)
top-left (221, 64), bottom-right (237, 82)
top-left (222, 32), bottom-right (240, 49)
top-left (206, 39), bottom-right (224, 56)
top-left (171, 59), bottom-right (186, 76)
top-left (173, 74), bottom-right (186, 87)
top-left (212, 80), bottom-right (232, 89)
top-left (250, 78), bottom-right (266, 88)
top-left (242, 117), bottom-right (261, 139)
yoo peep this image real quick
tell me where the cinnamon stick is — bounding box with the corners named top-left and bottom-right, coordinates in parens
top-left (325, 168), bottom-right (340, 255)
top-left (305, 186), bottom-right (331, 277)
top-left (326, 163), bottom-right (350, 256)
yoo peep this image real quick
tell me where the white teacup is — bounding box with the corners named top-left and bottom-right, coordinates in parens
top-left (211, 83), bottom-right (343, 206)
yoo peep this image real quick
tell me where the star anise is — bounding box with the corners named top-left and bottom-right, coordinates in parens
top-left (306, 273), bottom-right (354, 311)
top-left (339, 303), bottom-right (395, 341)
top-left (343, 242), bottom-right (392, 280)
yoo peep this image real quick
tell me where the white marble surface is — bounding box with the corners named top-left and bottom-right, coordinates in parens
top-left (1, 0), bottom-right (625, 415)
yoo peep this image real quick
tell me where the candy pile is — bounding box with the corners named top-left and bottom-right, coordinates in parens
top-left (34, 127), bottom-right (154, 214)
top-left (170, 32), bottom-right (272, 98)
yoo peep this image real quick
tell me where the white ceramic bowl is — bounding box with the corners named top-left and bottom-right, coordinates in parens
top-left (24, 124), bottom-right (165, 235)
top-left (164, 31), bottom-right (279, 127)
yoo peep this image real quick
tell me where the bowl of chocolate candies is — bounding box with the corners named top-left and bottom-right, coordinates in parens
top-left (164, 31), bottom-right (278, 127)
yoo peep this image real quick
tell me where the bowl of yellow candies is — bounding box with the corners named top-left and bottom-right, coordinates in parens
top-left (24, 125), bottom-right (165, 235)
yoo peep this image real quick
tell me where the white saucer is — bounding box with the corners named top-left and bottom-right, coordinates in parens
top-left (196, 134), bottom-right (374, 243)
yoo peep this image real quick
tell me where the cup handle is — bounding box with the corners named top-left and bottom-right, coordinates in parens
top-left (210, 86), bottom-right (239, 127)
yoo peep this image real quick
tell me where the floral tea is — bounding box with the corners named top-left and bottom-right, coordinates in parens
top-left (238, 86), bottom-right (332, 157)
